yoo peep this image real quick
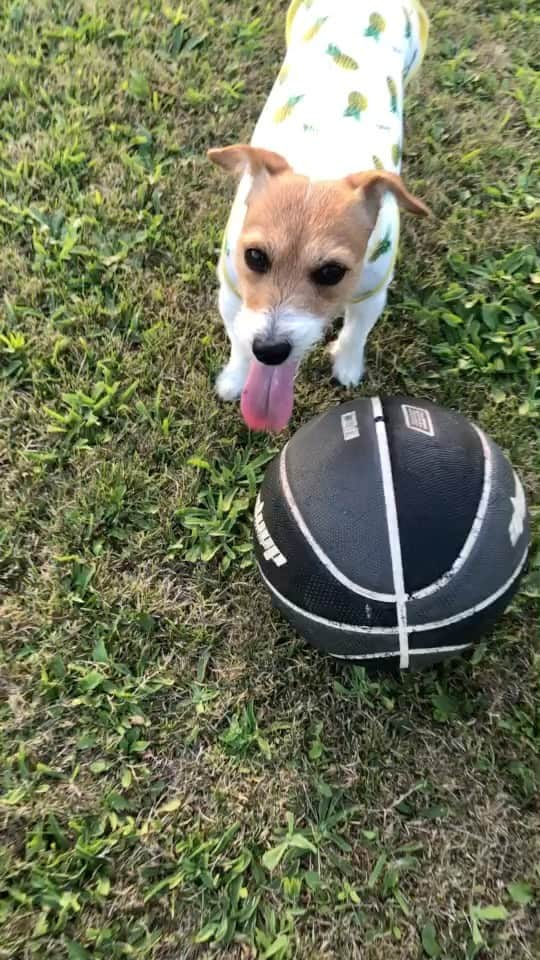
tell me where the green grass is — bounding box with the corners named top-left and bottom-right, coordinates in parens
top-left (0, 0), bottom-right (539, 957)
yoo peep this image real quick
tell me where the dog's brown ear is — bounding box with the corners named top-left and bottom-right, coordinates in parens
top-left (207, 145), bottom-right (290, 177)
top-left (346, 170), bottom-right (430, 227)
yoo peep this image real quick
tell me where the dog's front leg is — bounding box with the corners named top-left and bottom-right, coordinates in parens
top-left (215, 284), bottom-right (251, 401)
top-left (330, 290), bottom-right (388, 387)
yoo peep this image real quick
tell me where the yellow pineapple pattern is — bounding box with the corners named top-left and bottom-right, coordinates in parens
top-left (392, 143), bottom-right (401, 165)
top-left (326, 43), bottom-right (359, 71)
top-left (369, 228), bottom-right (392, 262)
top-left (387, 76), bottom-right (398, 113)
top-left (372, 154), bottom-right (384, 170)
top-left (403, 5), bottom-right (412, 39)
top-left (303, 16), bottom-right (328, 42)
top-left (273, 94), bottom-right (304, 123)
top-left (344, 91), bottom-right (368, 120)
top-left (278, 63), bottom-right (290, 85)
top-left (365, 13), bottom-right (386, 40)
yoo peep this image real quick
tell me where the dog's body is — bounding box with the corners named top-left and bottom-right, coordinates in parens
top-left (210, 0), bottom-right (429, 432)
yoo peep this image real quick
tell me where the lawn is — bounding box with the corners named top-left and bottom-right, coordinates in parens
top-left (0, 0), bottom-right (539, 958)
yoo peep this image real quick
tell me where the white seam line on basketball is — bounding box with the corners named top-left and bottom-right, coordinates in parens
top-left (332, 643), bottom-right (472, 660)
top-left (371, 397), bottom-right (409, 669)
top-left (257, 565), bottom-right (399, 635)
top-left (258, 544), bottom-right (527, 636)
top-left (411, 426), bottom-right (493, 599)
top-left (409, 545), bottom-right (528, 631)
top-left (279, 443), bottom-right (397, 603)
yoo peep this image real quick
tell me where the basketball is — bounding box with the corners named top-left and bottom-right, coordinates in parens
top-left (254, 397), bottom-right (530, 670)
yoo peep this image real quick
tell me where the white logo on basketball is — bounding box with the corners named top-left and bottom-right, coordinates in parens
top-left (341, 411), bottom-right (360, 442)
top-left (255, 496), bottom-right (287, 566)
top-left (402, 404), bottom-right (435, 437)
top-left (509, 473), bottom-right (526, 547)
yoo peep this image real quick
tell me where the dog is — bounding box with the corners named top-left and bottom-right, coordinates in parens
top-left (209, 0), bottom-right (430, 432)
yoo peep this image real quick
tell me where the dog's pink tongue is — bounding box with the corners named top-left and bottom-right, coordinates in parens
top-left (241, 359), bottom-right (297, 433)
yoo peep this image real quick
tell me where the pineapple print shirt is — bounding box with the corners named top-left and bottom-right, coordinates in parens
top-left (220, 0), bottom-right (429, 307)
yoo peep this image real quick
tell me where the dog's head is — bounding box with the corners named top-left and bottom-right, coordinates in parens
top-left (209, 144), bottom-right (429, 430)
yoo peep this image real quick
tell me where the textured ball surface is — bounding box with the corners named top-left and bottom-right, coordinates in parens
top-left (254, 397), bottom-right (529, 670)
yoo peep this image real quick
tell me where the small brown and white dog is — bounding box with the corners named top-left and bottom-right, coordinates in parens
top-left (209, 0), bottom-right (430, 432)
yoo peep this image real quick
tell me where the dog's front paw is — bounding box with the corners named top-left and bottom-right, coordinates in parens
top-left (331, 347), bottom-right (365, 388)
top-left (216, 364), bottom-right (246, 401)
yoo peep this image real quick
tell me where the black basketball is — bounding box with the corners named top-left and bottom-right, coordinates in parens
top-left (254, 397), bottom-right (530, 670)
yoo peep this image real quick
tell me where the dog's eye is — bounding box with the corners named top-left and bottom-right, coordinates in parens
top-left (311, 262), bottom-right (348, 286)
top-left (245, 248), bottom-right (270, 274)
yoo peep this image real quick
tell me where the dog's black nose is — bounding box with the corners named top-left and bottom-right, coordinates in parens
top-left (252, 339), bottom-right (292, 366)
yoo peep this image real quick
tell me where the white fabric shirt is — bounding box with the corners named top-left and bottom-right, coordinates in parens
top-left (220, 0), bottom-right (429, 305)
